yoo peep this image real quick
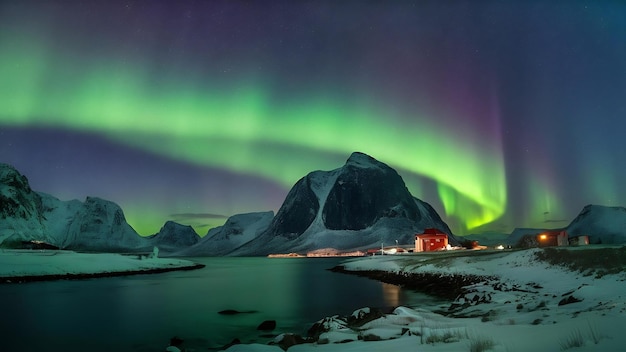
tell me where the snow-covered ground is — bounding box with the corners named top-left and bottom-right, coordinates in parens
top-left (0, 249), bottom-right (203, 281)
top-left (225, 247), bottom-right (626, 352)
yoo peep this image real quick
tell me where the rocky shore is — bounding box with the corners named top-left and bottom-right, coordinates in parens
top-left (329, 264), bottom-right (495, 301)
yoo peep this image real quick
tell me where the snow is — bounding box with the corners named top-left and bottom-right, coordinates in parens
top-left (0, 249), bottom-right (202, 280)
top-left (178, 211), bottom-right (274, 256)
top-left (225, 247), bottom-right (626, 352)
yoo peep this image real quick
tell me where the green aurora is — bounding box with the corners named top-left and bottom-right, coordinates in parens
top-left (0, 36), bottom-right (511, 235)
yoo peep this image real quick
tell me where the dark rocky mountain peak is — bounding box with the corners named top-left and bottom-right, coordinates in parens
top-left (232, 152), bottom-right (454, 255)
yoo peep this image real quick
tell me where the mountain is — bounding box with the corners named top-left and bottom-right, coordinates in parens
top-left (0, 163), bottom-right (50, 246)
top-left (0, 163), bottom-right (191, 252)
top-left (147, 220), bottom-right (201, 253)
top-left (175, 211), bottom-right (274, 256)
top-left (565, 204), bottom-right (626, 244)
top-left (1, 152), bottom-right (456, 255)
top-left (228, 152), bottom-right (455, 256)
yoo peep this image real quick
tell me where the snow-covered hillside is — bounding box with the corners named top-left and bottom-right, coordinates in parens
top-left (566, 204), bottom-right (626, 244)
top-left (175, 211), bottom-right (274, 256)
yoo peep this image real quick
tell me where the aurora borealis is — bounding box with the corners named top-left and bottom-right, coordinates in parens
top-left (1, 1), bottom-right (625, 236)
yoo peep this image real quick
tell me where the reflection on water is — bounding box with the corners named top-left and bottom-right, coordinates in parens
top-left (0, 257), bottom-right (444, 351)
top-left (382, 282), bottom-right (401, 307)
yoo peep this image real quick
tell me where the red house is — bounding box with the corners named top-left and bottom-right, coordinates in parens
top-left (415, 228), bottom-right (449, 252)
top-left (537, 230), bottom-right (568, 247)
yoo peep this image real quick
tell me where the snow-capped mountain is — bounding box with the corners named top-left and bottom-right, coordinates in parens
top-left (0, 163), bottom-right (191, 252)
top-left (147, 221), bottom-right (201, 253)
top-left (566, 204), bottom-right (626, 244)
top-left (228, 152), bottom-right (455, 256)
top-left (175, 211), bottom-right (274, 256)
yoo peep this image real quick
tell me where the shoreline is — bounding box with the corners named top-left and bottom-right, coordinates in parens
top-left (0, 250), bottom-right (207, 284)
top-left (329, 265), bottom-right (495, 301)
top-left (220, 248), bottom-right (626, 351)
top-left (0, 262), bottom-right (206, 284)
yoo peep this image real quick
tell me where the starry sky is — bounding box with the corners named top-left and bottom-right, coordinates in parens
top-left (1, 0), bottom-right (625, 237)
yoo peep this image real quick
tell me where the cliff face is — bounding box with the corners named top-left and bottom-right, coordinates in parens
top-left (322, 152), bottom-right (425, 230)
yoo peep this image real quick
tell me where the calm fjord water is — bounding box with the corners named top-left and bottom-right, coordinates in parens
top-left (1, 257), bottom-right (440, 351)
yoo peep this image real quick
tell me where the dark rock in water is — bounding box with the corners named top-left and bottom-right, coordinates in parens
top-left (167, 336), bottom-right (184, 350)
top-left (257, 320), bottom-right (277, 331)
top-left (218, 309), bottom-right (240, 315)
top-left (217, 309), bottom-right (257, 315)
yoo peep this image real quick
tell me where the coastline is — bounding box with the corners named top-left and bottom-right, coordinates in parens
top-left (329, 264), bottom-right (495, 301)
top-left (1, 262), bottom-right (206, 283)
top-left (0, 250), bottom-right (205, 283)
top-left (226, 247), bottom-right (626, 351)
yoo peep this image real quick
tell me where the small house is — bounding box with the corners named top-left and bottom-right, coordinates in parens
top-left (569, 235), bottom-right (590, 246)
top-left (415, 228), bottom-right (449, 252)
top-left (537, 230), bottom-right (568, 247)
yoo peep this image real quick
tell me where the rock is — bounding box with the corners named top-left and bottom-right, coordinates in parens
top-left (217, 309), bottom-right (257, 315)
top-left (166, 336), bottom-right (184, 352)
top-left (307, 316), bottom-right (347, 339)
top-left (347, 307), bottom-right (384, 327)
top-left (558, 296), bottom-right (583, 306)
top-left (360, 333), bottom-right (382, 341)
top-left (272, 333), bottom-right (311, 350)
top-left (257, 320), bottom-right (277, 331)
top-left (220, 338), bottom-right (241, 350)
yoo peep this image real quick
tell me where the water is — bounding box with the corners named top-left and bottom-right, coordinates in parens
top-left (0, 257), bottom-right (442, 351)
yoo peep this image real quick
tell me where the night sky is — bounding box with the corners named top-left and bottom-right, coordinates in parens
top-left (1, 0), bottom-right (625, 236)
